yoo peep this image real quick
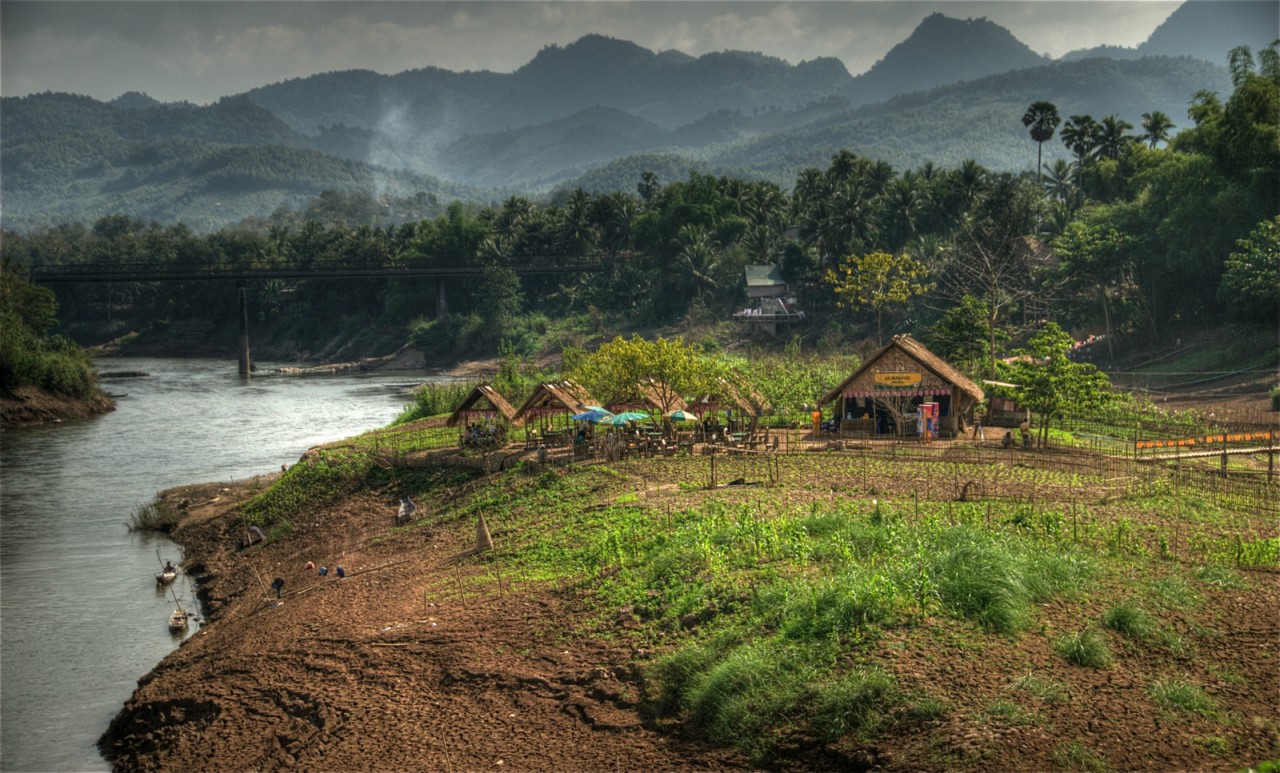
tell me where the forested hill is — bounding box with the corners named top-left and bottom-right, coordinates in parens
top-left (0, 1), bottom-right (1271, 232)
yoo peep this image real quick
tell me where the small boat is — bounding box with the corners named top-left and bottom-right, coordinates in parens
top-left (155, 552), bottom-right (178, 586)
top-left (167, 587), bottom-right (190, 633)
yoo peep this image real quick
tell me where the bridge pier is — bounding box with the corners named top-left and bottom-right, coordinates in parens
top-left (237, 280), bottom-right (251, 377)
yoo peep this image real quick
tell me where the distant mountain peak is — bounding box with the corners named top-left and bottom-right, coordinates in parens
top-left (847, 13), bottom-right (1047, 105)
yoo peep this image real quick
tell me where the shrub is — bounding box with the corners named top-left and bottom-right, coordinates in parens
top-left (1053, 628), bottom-right (1113, 668)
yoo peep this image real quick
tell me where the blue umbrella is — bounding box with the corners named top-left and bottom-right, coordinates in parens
top-left (572, 409), bottom-right (612, 421)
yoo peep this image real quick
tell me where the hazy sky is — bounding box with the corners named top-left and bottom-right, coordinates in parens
top-left (1, 1), bottom-right (1182, 105)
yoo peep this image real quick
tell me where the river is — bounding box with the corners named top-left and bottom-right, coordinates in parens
top-left (0, 358), bottom-right (434, 772)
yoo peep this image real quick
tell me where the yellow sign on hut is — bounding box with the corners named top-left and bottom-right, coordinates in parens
top-left (874, 371), bottom-right (922, 387)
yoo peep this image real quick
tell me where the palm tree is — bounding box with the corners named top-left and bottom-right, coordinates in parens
top-left (1060, 115), bottom-right (1100, 204)
top-left (1021, 101), bottom-right (1061, 184)
top-left (1096, 115), bottom-right (1135, 160)
top-left (675, 224), bottom-right (722, 299)
top-left (1043, 159), bottom-right (1075, 202)
top-left (1139, 111), bottom-right (1175, 148)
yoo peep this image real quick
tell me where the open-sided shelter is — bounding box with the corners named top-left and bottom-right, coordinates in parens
top-left (514, 379), bottom-right (600, 433)
top-left (818, 335), bottom-right (984, 436)
top-left (446, 384), bottom-right (520, 427)
top-left (689, 377), bottom-right (771, 429)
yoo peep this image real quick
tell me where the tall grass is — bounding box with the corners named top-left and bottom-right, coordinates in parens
top-left (127, 498), bottom-right (180, 532)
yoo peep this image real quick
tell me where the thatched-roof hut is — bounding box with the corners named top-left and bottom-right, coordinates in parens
top-left (513, 380), bottom-right (600, 428)
top-left (446, 384), bottom-right (520, 427)
top-left (690, 377), bottom-right (770, 417)
top-left (818, 335), bottom-right (984, 436)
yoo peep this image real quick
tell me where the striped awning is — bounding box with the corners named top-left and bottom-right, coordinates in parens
top-left (844, 387), bottom-right (952, 398)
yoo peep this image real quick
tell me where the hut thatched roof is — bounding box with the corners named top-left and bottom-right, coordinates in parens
top-left (446, 384), bottom-right (520, 427)
top-left (513, 379), bottom-right (599, 422)
top-left (691, 377), bottom-right (771, 416)
top-left (818, 335), bottom-right (984, 407)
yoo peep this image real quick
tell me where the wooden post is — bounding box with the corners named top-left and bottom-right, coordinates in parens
top-left (237, 280), bottom-right (251, 378)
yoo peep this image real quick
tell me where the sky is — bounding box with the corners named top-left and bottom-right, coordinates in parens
top-left (1, 1), bottom-right (1183, 105)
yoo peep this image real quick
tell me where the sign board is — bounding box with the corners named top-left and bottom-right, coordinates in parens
top-left (874, 371), bottom-right (922, 388)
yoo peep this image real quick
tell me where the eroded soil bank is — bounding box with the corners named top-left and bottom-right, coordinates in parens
top-left (0, 386), bottom-right (114, 429)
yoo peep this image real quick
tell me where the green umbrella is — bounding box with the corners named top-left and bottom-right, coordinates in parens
top-left (667, 409), bottom-right (698, 422)
top-left (596, 411), bottom-right (649, 426)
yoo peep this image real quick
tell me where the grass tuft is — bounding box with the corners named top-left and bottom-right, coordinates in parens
top-left (1052, 740), bottom-right (1109, 772)
top-left (1148, 679), bottom-right (1219, 719)
top-left (1053, 628), bottom-right (1113, 668)
top-left (1101, 600), bottom-right (1154, 640)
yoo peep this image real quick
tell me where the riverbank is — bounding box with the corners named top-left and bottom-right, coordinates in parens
top-left (0, 385), bottom-right (115, 429)
top-left (99, 437), bottom-right (1279, 772)
top-left (99, 468), bottom-right (743, 772)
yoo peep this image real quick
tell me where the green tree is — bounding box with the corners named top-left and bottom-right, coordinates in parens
top-left (825, 250), bottom-right (934, 346)
top-left (566, 334), bottom-right (723, 415)
top-left (1022, 101), bottom-right (1061, 184)
top-left (1218, 216), bottom-right (1280, 323)
top-left (1007, 322), bottom-right (1113, 447)
top-left (927, 295), bottom-right (1003, 376)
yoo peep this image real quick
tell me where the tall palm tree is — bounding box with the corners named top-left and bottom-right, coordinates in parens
top-left (1139, 111), bottom-right (1175, 148)
top-left (1021, 101), bottom-right (1061, 184)
top-left (1096, 115), bottom-right (1135, 160)
top-left (1060, 115), bottom-right (1100, 204)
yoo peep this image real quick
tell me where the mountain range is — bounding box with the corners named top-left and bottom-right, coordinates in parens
top-left (1, 0), bottom-right (1273, 231)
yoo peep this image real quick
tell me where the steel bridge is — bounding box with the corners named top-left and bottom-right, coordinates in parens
top-left (25, 255), bottom-right (607, 284)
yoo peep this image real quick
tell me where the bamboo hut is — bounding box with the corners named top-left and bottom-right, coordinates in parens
top-left (513, 380), bottom-right (601, 446)
top-left (446, 384), bottom-right (520, 427)
top-left (818, 335), bottom-right (984, 437)
top-left (690, 377), bottom-right (770, 430)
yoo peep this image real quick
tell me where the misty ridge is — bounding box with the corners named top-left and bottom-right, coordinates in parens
top-left (0, 0), bottom-right (1274, 231)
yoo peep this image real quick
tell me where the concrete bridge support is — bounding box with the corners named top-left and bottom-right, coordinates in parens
top-left (237, 280), bottom-right (251, 377)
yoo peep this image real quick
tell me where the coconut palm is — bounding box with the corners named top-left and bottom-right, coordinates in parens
top-left (1021, 101), bottom-right (1061, 184)
top-left (1139, 111), bottom-right (1175, 148)
top-left (1096, 115), bottom-right (1135, 160)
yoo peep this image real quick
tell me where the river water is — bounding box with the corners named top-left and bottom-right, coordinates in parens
top-left (0, 358), bottom-right (431, 772)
